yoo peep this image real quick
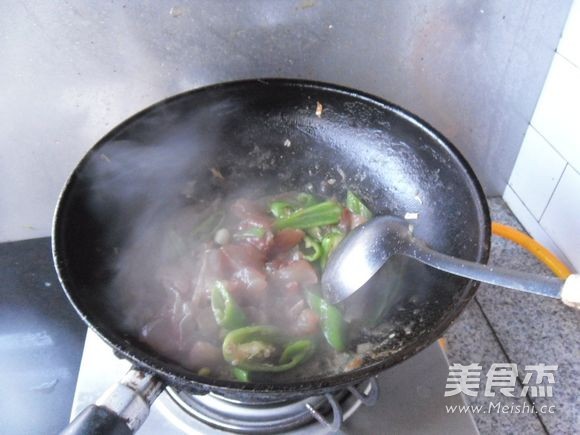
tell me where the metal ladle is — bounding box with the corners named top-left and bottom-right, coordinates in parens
top-left (321, 216), bottom-right (579, 308)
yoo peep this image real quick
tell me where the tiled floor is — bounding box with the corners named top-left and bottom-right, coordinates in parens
top-left (444, 198), bottom-right (579, 434)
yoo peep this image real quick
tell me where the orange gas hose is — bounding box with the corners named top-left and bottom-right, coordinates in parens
top-left (491, 222), bottom-right (571, 279)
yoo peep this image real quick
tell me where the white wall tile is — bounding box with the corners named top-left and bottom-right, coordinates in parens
top-left (539, 165), bottom-right (580, 270)
top-left (503, 186), bottom-right (574, 271)
top-left (508, 127), bottom-right (567, 219)
top-left (558, 0), bottom-right (580, 67)
top-left (531, 53), bottom-right (580, 172)
top-left (504, 1), bottom-right (580, 274)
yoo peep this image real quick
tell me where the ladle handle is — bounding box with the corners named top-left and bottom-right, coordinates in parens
top-left (413, 246), bottom-right (579, 308)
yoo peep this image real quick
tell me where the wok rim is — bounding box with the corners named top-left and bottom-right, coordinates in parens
top-left (52, 78), bottom-right (491, 397)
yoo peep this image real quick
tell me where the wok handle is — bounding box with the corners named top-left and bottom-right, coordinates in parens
top-left (60, 368), bottom-right (165, 435)
top-left (60, 405), bottom-right (133, 435)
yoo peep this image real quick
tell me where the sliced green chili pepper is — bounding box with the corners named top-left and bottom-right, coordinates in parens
top-left (233, 226), bottom-right (266, 241)
top-left (305, 291), bottom-right (324, 318)
top-left (302, 236), bottom-right (322, 262)
top-left (270, 201), bottom-right (293, 218)
top-left (223, 326), bottom-right (284, 365)
top-left (232, 367), bottom-right (251, 382)
top-left (305, 291), bottom-right (346, 351)
top-left (319, 302), bottom-right (345, 351)
top-left (346, 191), bottom-right (373, 219)
top-left (274, 201), bottom-right (343, 230)
top-left (320, 231), bottom-right (345, 268)
top-left (211, 281), bottom-right (247, 330)
top-left (279, 339), bottom-right (315, 365)
top-left (270, 193), bottom-right (318, 219)
top-left (305, 226), bottom-right (324, 241)
top-left (222, 326), bottom-right (314, 372)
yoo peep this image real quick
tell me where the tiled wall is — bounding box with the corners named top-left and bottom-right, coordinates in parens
top-left (504, 0), bottom-right (580, 271)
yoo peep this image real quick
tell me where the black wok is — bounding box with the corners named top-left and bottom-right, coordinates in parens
top-left (54, 79), bottom-right (490, 433)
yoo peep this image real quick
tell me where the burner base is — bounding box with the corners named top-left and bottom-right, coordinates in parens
top-left (162, 379), bottom-right (376, 434)
top-left (69, 331), bottom-right (478, 434)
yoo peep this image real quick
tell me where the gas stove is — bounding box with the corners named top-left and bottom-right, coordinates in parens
top-left (69, 330), bottom-right (478, 434)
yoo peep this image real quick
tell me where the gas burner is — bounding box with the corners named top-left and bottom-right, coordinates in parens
top-left (70, 332), bottom-right (477, 434)
top-left (158, 378), bottom-right (379, 434)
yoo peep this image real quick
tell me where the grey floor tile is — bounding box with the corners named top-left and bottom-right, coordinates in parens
top-left (445, 197), bottom-right (579, 434)
top-left (474, 198), bottom-right (580, 434)
top-left (445, 300), bottom-right (546, 435)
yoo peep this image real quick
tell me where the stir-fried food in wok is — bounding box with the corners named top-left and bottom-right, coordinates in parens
top-left (117, 190), bottom-right (372, 381)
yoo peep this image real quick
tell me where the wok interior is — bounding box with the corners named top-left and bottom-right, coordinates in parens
top-left (54, 80), bottom-right (489, 395)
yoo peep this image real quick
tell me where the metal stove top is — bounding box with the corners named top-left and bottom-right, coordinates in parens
top-left (69, 330), bottom-right (478, 434)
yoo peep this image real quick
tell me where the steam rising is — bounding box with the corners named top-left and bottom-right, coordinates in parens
top-left (80, 111), bottom-right (279, 341)
top-left (82, 113), bottom-right (221, 329)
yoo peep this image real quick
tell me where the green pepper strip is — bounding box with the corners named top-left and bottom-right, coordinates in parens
top-left (232, 367), bottom-right (251, 382)
top-left (274, 201), bottom-right (343, 230)
top-left (211, 281), bottom-right (247, 330)
top-left (305, 226), bottom-right (323, 241)
top-left (233, 226), bottom-right (266, 241)
top-left (305, 291), bottom-right (346, 351)
top-left (302, 236), bottom-right (322, 262)
top-left (320, 231), bottom-right (345, 269)
top-left (270, 193), bottom-right (319, 219)
top-left (222, 326), bottom-right (314, 372)
top-left (270, 201), bottom-right (294, 218)
top-left (346, 191), bottom-right (373, 219)
top-left (279, 339), bottom-right (315, 365)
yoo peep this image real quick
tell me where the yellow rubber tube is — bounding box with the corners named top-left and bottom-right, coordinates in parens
top-left (491, 222), bottom-right (571, 279)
